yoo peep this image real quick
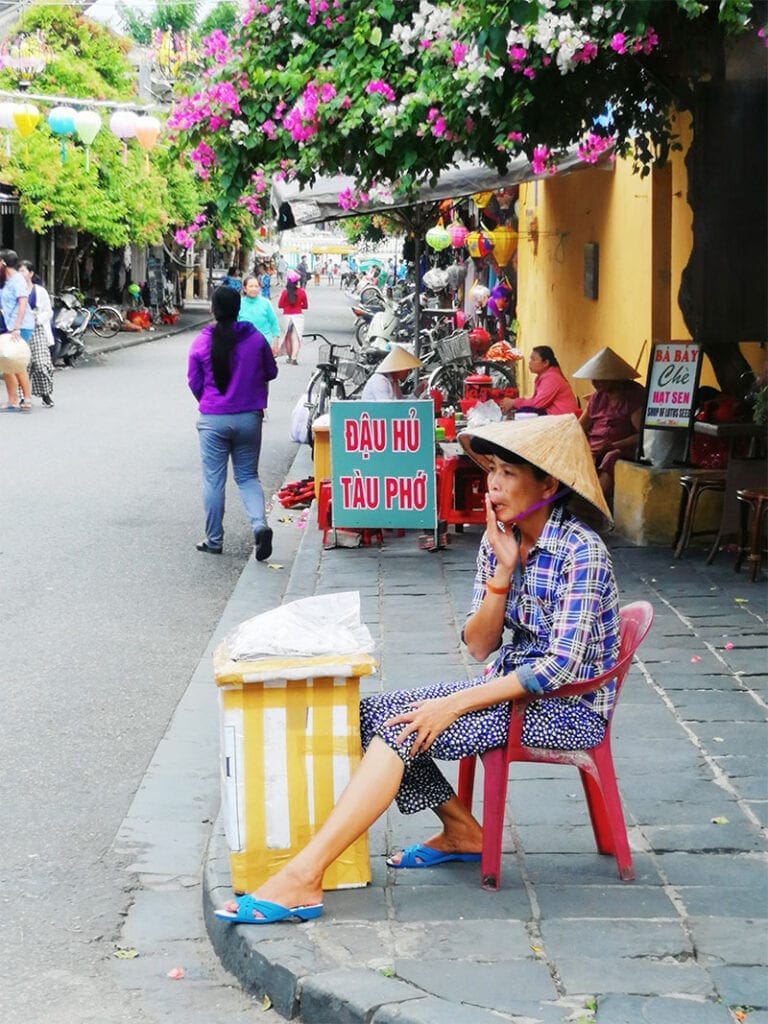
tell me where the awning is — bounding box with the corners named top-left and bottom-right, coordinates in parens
top-left (311, 242), bottom-right (355, 255)
top-left (271, 147), bottom-right (612, 228)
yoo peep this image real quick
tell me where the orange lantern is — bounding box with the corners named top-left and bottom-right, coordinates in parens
top-left (134, 115), bottom-right (161, 174)
top-left (489, 225), bottom-right (518, 268)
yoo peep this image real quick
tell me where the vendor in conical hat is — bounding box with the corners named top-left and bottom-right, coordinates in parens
top-left (360, 344), bottom-right (422, 401)
top-left (573, 346), bottom-right (646, 507)
top-left (215, 416), bottom-right (622, 924)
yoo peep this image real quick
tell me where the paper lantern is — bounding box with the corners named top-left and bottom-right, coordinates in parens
top-left (134, 115), bottom-right (161, 151)
top-left (448, 222), bottom-right (469, 249)
top-left (47, 105), bottom-right (77, 162)
top-left (489, 225), bottom-right (518, 268)
top-left (465, 231), bottom-right (481, 258)
top-left (109, 110), bottom-right (138, 165)
top-left (73, 110), bottom-right (101, 171)
top-left (12, 103), bottom-right (40, 138)
top-left (473, 191), bottom-right (494, 209)
top-left (425, 224), bottom-right (451, 251)
top-left (0, 102), bottom-right (21, 156)
top-left (475, 231), bottom-right (494, 258)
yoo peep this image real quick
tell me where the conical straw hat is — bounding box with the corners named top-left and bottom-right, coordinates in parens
top-left (572, 346), bottom-right (639, 380)
top-left (458, 414), bottom-right (612, 520)
top-left (376, 344), bottom-right (422, 374)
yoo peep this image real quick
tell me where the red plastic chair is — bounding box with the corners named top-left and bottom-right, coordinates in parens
top-left (456, 601), bottom-right (654, 890)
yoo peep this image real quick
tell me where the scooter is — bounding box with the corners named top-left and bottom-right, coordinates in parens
top-left (52, 289), bottom-right (90, 366)
top-left (367, 294), bottom-right (416, 350)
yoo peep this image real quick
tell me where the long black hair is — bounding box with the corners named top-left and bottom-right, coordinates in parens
top-left (210, 286), bottom-right (241, 394)
top-left (532, 345), bottom-right (560, 368)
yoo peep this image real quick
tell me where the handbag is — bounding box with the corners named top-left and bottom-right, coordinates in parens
top-left (0, 332), bottom-right (31, 374)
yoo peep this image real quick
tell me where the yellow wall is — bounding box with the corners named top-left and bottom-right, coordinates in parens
top-left (515, 115), bottom-right (743, 401)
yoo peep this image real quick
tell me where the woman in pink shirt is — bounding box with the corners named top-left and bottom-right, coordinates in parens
top-left (507, 346), bottom-right (579, 417)
top-left (277, 271), bottom-right (309, 365)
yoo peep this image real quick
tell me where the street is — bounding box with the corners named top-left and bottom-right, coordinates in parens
top-left (0, 285), bottom-right (354, 1023)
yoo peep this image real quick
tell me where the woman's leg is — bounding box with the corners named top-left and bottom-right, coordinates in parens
top-left (2, 372), bottom-right (20, 407)
top-left (230, 412), bottom-right (267, 532)
top-left (224, 737), bottom-right (404, 916)
top-left (196, 415), bottom-right (230, 548)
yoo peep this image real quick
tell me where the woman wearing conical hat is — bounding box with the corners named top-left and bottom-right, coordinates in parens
top-left (360, 344), bottom-right (422, 401)
top-left (573, 346), bottom-right (647, 508)
top-left (214, 416), bottom-right (621, 922)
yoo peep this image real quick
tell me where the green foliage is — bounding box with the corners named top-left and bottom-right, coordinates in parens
top-left (168, 0), bottom-right (758, 220)
top-left (116, 0), bottom-right (200, 45)
top-left (199, 3), bottom-right (238, 37)
top-left (0, 4), bottom-right (207, 245)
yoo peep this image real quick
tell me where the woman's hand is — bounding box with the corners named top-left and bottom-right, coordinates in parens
top-left (484, 493), bottom-right (519, 575)
top-left (383, 697), bottom-right (460, 755)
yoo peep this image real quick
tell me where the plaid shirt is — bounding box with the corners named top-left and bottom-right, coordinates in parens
top-left (469, 504), bottom-right (620, 718)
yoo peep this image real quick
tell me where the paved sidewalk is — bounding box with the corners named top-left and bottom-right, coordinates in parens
top-left (203, 499), bottom-right (767, 1024)
top-left (86, 299), bottom-right (211, 357)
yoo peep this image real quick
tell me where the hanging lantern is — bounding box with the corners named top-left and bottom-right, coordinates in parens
top-left (109, 109), bottom-right (138, 166)
top-left (134, 115), bottom-right (161, 174)
top-left (425, 224), bottom-right (451, 252)
top-left (12, 103), bottom-right (40, 138)
top-left (476, 232), bottom-right (494, 258)
top-left (489, 224), bottom-right (518, 268)
top-left (465, 231), bottom-right (481, 258)
top-left (0, 101), bottom-right (21, 156)
top-left (473, 191), bottom-right (494, 209)
top-left (73, 110), bottom-right (101, 172)
top-left (448, 222), bottom-right (469, 249)
top-left (47, 105), bottom-right (76, 162)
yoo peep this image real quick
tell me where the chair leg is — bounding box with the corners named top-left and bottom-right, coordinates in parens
top-left (588, 745), bottom-right (634, 881)
top-left (456, 756), bottom-right (476, 812)
top-left (479, 747), bottom-right (510, 891)
top-left (580, 766), bottom-right (614, 855)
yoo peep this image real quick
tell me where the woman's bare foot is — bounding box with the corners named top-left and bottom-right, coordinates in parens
top-left (388, 823), bottom-right (483, 866)
top-left (222, 863), bottom-right (323, 919)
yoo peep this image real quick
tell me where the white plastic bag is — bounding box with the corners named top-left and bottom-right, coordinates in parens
top-left (225, 591), bottom-right (375, 660)
top-left (467, 398), bottom-right (502, 428)
top-left (289, 389), bottom-right (311, 444)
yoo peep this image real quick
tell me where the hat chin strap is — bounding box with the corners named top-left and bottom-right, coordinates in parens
top-left (508, 487), bottom-right (570, 526)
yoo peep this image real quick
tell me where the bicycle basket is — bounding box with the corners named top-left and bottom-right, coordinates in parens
top-left (436, 330), bottom-right (472, 364)
top-left (318, 342), bottom-right (352, 364)
top-left (337, 358), bottom-right (369, 387)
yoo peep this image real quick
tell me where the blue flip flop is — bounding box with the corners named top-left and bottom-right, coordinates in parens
top-left (214, 896), bottom-right (323, 924)
top-left (387, 844), bottom-right (481, 869)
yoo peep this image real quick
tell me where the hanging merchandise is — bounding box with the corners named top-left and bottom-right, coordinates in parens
top-left (47, 105), bottom-right (76, 162)
top-left (425, 224), bottom-right (451, 251)
top-left (489, 225), bottom-right (518, 269)
top-left (473, 191), bottom-right (494, 208)
top-left (465, 231), bottom-right (481, 258)
top-left (109, 109), bottom-right (139, 166)
top-left (73, 110), bottom-right (101, 172)
top-left (448, 222), bottom-right (469, 249)
top-left (0, 101), bottom-right (21, 156)
top-left (12, 103), bottom-right (40, 138)
top-left (476, 232), bottom-right (494, 258)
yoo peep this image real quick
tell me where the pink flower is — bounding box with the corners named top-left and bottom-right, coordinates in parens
top-left (365, 80), bottom-right (396, 102)
top-left (523, 67), bottom-right (535, 79)
top-left (643, 27), bottom-right (659, 54)
top-left (451, 41), bottom-right (467, 66)
top-left (577, 131), bottom-right (614, 164)
top-left (531, 145), bottom-right (553, 175)
top-left (610, 32), bottom-right (627, 55)
top-left (573, 41), bottom-right (598, 64)
top-left (507, 131), bottom-right (523, 142)
top-left (431, 116), bottom-right (446, 138)
top-left (509, 45), bottom-right (527, 61)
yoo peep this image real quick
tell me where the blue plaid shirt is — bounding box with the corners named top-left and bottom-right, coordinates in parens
top-left (469, 504), bottom-right (620, 718)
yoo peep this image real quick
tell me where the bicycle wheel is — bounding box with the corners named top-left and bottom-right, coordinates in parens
top-left (91, 306), bottom-right (123, 338)
top-left (472, 360), bottom-right (518, 391)
top-left (427, 362), bottom-right (468, 408)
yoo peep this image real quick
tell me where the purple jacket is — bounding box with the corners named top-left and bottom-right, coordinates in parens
top-left (187, 321), bottom-right (278, 414)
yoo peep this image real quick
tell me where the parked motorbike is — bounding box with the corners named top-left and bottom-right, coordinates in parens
top-left (52, 289), bottom-right (90, 366)
top-left (367, 293), bottom-right (416, 350)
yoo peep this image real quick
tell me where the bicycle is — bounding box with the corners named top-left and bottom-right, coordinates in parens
top-left (426, 329), bottom-right (517, 407)
top-left (304, 334), bottom-right (372, 442)
top-left (86, 299), bottom-right (123, 338)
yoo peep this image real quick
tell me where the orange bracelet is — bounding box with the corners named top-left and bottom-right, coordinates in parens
top-left (486, 580), bottom-right (509, 596)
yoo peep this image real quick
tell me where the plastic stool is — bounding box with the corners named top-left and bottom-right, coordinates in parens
top-left (672, 471), bottom-right (726, 558)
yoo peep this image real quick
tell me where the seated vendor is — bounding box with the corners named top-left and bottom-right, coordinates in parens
top-left (500, 346), bottom-right (579, 417)
top-left (361, 345), bottom-right (422, 400)
top-left (573, 346), bottom-right (646, 508)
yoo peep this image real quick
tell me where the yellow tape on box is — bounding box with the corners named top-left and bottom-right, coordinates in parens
top-left (213, 643), bottom-right (377, 894)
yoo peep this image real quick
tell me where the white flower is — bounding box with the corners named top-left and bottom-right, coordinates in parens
top-left (230, 119), bottom-right (250, 138)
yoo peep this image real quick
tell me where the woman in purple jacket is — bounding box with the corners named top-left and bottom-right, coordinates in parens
top-left (187, 287), bottom-right (278, 560)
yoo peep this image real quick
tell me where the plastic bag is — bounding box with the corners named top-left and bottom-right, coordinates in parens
top-left (0, 333), bottom-right (31, 374)
top-left (467, 399), bottom-right (502, 428)
top-left (225, 591), bottom-right (375, 660)
top-left (289, 389), bottom-right (311, 444)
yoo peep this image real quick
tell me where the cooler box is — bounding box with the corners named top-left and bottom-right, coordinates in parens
top-left (213, 643), bottom-right (377, 893)
top-left (311, 414), bottom-right (331, 498)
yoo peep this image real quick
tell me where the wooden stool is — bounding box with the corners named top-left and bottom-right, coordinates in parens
top-left (735, 488), bottom-right (768, 582)
top-left (672, 471), bottom-right (726, 559)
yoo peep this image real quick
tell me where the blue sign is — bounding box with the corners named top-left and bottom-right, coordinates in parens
top-left (329, 401), bottom-right (436, 529)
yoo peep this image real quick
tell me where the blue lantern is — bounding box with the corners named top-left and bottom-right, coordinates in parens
top-left (47, 105), bottom-right (76, 162)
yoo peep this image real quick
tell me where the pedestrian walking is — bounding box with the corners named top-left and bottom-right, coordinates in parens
top-left (18, 260), bottom-right (55, 407)
top-left (277, 270), bottom-right (308, 365)
top-left (187, 286), bottom-right (278, 561)
top-left (0, 249), bottom-right (34, 413)
top-left (240, 274), bottom-right (280, 355)
top-left (214, 415), bottom-right (620, 923)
